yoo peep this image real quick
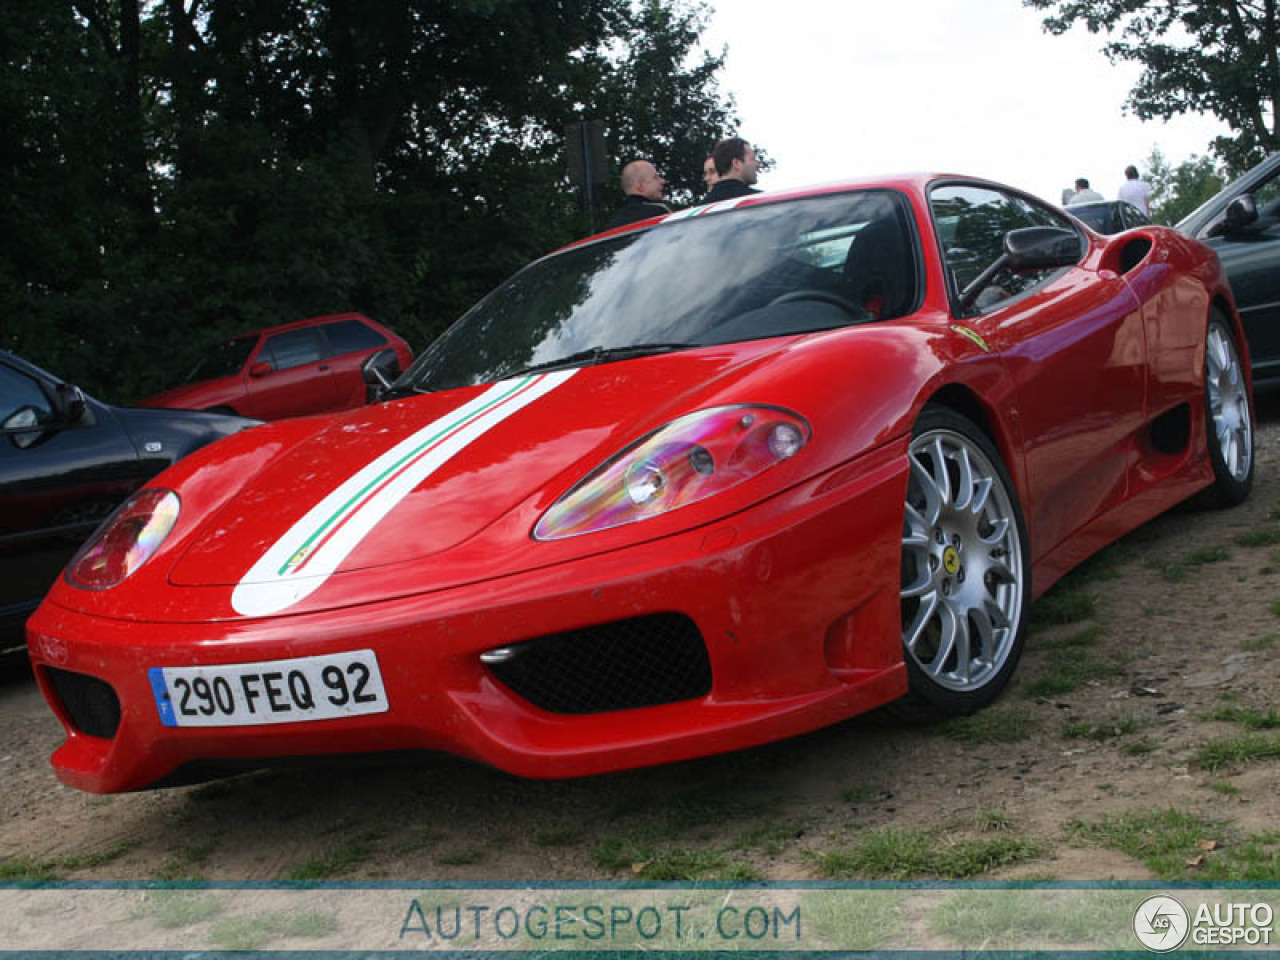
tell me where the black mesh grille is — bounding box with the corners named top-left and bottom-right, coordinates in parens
top-left (487, 613), bottom-right (711, 714)
top-left (46, 667), bottom-right (121, 739)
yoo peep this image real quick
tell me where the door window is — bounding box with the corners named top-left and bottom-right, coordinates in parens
top-left (0, 365), bottom-right (55, 433)
top-left (930, 184), bottom-right (1080, 311)
top-left (262, 329), bottom-right (324, 371)
top-left (323, 318), bottom-right (387, 356)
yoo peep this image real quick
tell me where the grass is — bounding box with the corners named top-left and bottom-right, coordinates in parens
top-left (532, 828), bottom-right (583, 847)
top-left (1062, 715), bottom-right (1143, 741)
top-left (1065, 808), bottom-right (1211, 877)
top-left (1031, 587), bottom-right (1095, 626)
top-left (436, 848), bottom-right (485, 866)
top-left (209, 910), bottom-right (338, 950)
top-left (1209, 704), bottom-right (1280, 728)
top-left (1035, 625), bottom-right (1104, 651)
top-left (0, 857), bottom-right (59, 881)
top-left (58, 838), bottom-right (139, 871)
top-left (1194, 734), bottom-right (1280, 772)
top-left (283, 832), bottom-right (379, 880)
top-left (939, 706), bottom-right (1039, 744)
top-left (130, 890), bottom-right (225, 929)
top-left (1243, 633), bottom-right (1277, 652)
top-left (927, 890), bottom-right (1133, 949)
top-left (1068, 807), bottom-right (1280, 881)
top-left (592, 839), bottom-right (758, 881)
top-left (1209, 781), bottom-right (1241, 796)
top-left (1021, 648), bottom-right (1125, 698)
top-left (814, 826), bottom-right (1043, 880)
top-left (1236, 526), bottom-right (1280, 547)
top-left (1149, 546), bottom-right (1230, 582)
top-left (1122, 739), bottom-right (1156, 756)
top-left (736, 821), bottom-right (806, 856)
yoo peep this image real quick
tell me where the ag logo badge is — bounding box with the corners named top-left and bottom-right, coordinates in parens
top-left (1133, 895), bottom-right (1190, 952)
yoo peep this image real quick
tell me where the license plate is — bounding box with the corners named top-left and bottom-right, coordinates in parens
top-left (148, 650), bottom-right (389, 727)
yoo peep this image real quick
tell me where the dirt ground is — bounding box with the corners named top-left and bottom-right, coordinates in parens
top-left (1, 399), bottom-right (1278, 885)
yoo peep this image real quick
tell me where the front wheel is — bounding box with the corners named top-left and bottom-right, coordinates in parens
top-left (1196, 312), bottom-right (1253, 508)
top-left (895, 407), bottom-right (1031, 719)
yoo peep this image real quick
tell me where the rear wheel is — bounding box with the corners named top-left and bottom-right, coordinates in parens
top-left (895, 407), bottom-right (1030, 719)
top-left (1197, 312), bottom-right (1253, 508)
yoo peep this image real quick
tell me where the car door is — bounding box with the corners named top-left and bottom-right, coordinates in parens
top-left (0, 359), bottom-right (145, 629)
top-left (317, 317), bottom-right (391, 409)
top-left (1198, 171), bottom-right (1280, 384)
top-left (243, 326), bottom-right (340, 420)
top-left (930, 183), bottom-right (1148, 559)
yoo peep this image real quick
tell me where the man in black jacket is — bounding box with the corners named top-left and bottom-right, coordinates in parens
top-left (699, 137), bottom-right (761, 204)
top-left (605, 161), bottom-right (670, 229)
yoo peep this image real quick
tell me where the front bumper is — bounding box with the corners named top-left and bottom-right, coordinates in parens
top-left (28, 442), bottom-right (909, 793)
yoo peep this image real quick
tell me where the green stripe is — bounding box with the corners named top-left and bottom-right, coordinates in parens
top-left (277, 376), bottom-right (535, 576)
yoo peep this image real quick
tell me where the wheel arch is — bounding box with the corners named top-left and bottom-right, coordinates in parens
top-left (918, 382), bottom-right (1024, 495)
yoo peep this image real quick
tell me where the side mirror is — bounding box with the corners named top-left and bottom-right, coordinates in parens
top-left (362, 348), bottom-right (401, 401)
top-left (53, 382), bottom-right (87, 424)
top-left (1207, 194), bottom-right (1258, 237)
top-left (1004, 226), bottom-right (1084, 271)
top-left (958, 227), bottom-right (1081, 313)
top-left (248, 361), bottom-right (273, 378)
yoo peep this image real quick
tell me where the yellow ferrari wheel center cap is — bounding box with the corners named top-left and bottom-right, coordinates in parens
top-left (942, 545), bottom-right (961, 575)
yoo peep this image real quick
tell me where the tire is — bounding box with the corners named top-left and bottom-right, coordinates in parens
top-left (893, 406), bottom-right (1031, 720)
top-left (1195, 312), bottom-right (1253, 508)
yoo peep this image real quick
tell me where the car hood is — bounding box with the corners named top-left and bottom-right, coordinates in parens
top-left (166, 342), bottom-right (795, 610)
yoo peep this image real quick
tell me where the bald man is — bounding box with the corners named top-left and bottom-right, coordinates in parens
top-left (605, 160), bottom-right (670, 229)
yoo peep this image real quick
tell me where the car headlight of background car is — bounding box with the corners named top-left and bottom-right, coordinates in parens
top-left (66, 489), bottom-right (181, 590)
top-left (534, 405), bottom-right (810, 540)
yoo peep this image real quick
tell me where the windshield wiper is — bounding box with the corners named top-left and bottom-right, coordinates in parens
top-left (509, 342), bottom-right (690, 377)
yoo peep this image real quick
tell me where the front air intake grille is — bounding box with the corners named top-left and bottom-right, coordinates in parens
top-left (46, 667), bottom-right (121, 739)
top-left (487, 613), bottom-right (711, 714)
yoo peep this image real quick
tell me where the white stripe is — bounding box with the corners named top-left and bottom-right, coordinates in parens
top-left (231, 370), bottom-right (576, 617)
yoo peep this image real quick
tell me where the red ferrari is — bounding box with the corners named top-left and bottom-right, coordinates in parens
top-left (27, 175), bottom-right (1253, 793)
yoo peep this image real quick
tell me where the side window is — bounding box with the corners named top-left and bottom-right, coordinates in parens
top-left (0, 364), bottom-right (55, 433)
top-left (262, 329), bottom-right (323, 371)
top-left (930, 184), bottom-right (1079, 310)
top-left (1250, 171), bottom-right (1280, 228)
top-left (323, 318), bottom-right (387, 355)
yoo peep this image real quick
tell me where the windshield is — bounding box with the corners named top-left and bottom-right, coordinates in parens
top-left (189, 336), bottom-right (258, 382)
top-left (396, 190), bottom-right (918, 394)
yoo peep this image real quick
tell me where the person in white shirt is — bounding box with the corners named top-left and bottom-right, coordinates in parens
top-left (1116, 165), bottom-right (1153, 214)
top-left (1067, 178), bottom-right (1104, 205)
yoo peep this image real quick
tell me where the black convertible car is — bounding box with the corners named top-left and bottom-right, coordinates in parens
top-left (1, 351), bottom-right (258, 651)
top-left (1178, 152), bottom-right (1280, 388)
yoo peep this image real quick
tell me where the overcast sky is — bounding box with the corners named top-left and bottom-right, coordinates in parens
top-left (700, 0), bottom-right (1229, 205)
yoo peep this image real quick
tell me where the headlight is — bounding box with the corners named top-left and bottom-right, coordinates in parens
top-left (66, 489), bottom-right (180, 590)
top-left (534, 405), bottom-right (809, 540)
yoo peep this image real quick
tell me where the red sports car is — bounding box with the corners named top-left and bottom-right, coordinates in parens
top-left (27, 175), bottom-right (1253, 793)
top-left (138, 312), bottom-right (413, 421)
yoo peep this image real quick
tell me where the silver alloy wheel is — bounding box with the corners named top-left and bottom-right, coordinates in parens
top-left (900, 429), bottom-right (1025, 693)
top-left (1206, 322), bottom-right (1252, 483)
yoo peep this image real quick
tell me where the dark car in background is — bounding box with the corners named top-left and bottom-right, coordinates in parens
top-left (139, 312), bottom-right (413, 420)
top-left (1067, 200), bottom-right (1151, 235)
top-left (1, 351), bottom-right (258, 649)
top-left (1178, 152), bottom-right (1280, 388)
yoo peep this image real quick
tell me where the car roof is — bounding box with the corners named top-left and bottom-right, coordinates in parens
top-left (571, 172), bottom-right (1016, 251)
top-left (221, 311), bottom-right (374, 342)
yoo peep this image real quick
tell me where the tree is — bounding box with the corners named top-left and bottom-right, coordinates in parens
top-left (1023, 0), bottom-right (1280, 170)
top-left (1143, 146), bottom-right (1226, 224)
top-left (1, 0), bottom-right (739, 400)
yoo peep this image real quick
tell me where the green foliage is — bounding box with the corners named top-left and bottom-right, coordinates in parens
top-left (1, 0), bottom-right (738, 400)
top-left (1143, 146), bottom-right (1226, 225)
top-left (1025, 0), bottom-right (1280, 170)
top-left (814, 826), bottom-right (1044, 879)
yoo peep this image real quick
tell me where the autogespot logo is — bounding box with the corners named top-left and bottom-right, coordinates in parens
top-left (1134, 895), bottom-right (1191, 952)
